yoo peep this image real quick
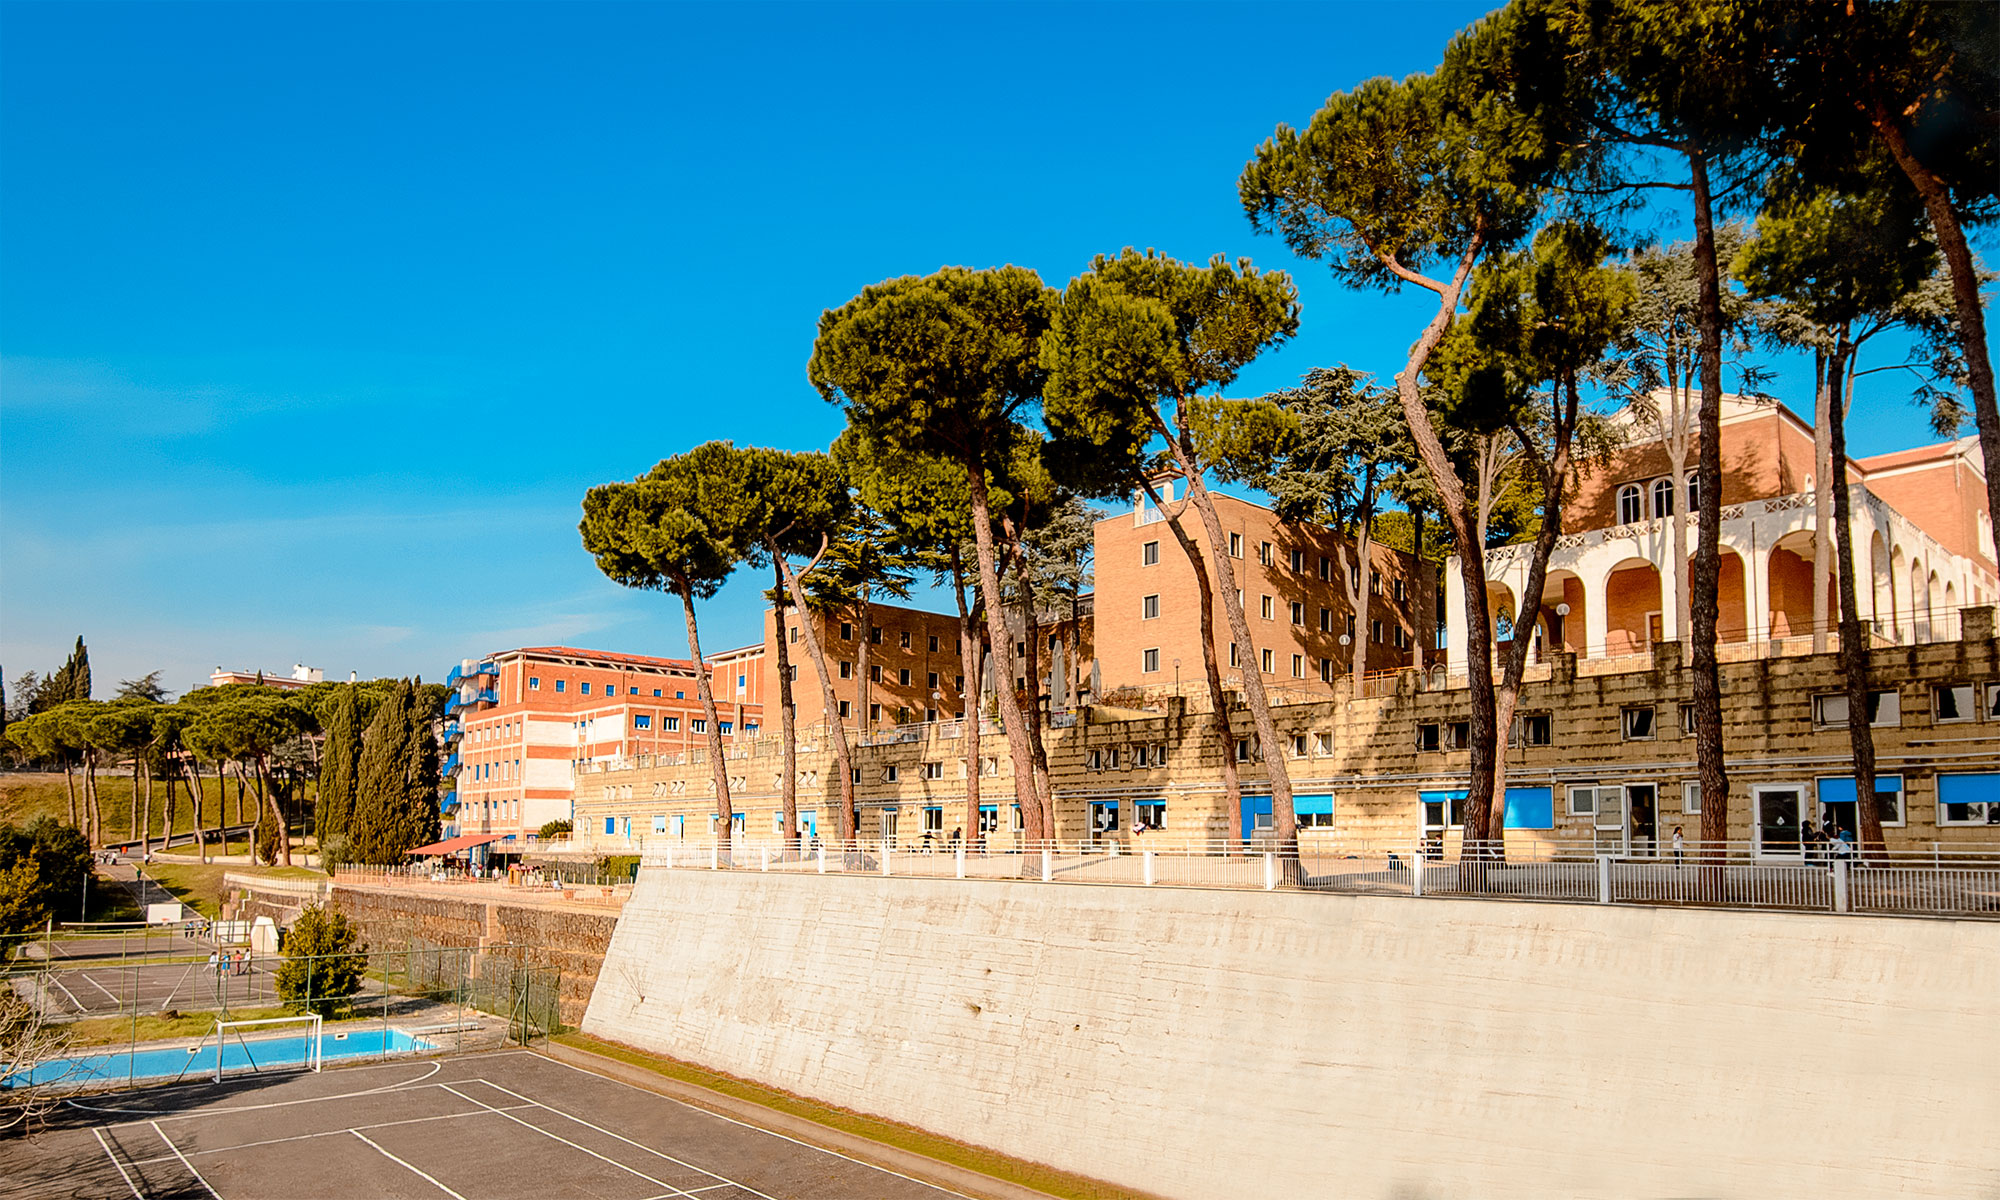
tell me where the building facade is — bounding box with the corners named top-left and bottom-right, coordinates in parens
top-left (443, 644), bottom-right (764, 841)
top-left (1094, 481), bottom-right (1438, 703)
top-left (1452, 396), bottom-right (1999, 669)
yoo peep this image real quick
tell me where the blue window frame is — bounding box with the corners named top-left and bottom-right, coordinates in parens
top-left (634, 715), bottom-right (652, 730)
top-left (604, 817), bottom-right (615, 835)
top-left (555, 680), bottom-right (566, 693)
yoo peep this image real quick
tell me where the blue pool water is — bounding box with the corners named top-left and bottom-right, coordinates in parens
top-left (4, 1027), bottom-right (435, 1088)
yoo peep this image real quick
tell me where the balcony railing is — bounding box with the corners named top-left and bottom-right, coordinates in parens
top-left (442, 753), bottom-right (460, 777)
top-left (444, 662), bottom-right (498, 689)
top-left (446, 689), bottom-right (498, 713)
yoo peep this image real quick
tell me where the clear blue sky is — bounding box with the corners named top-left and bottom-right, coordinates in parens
top-left (1, 1), bottom-right (1987, 699)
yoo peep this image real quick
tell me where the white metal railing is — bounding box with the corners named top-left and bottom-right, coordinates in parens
top-left (621, 837), bottom-right (2000, 920)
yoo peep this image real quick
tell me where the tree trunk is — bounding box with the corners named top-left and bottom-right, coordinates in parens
top-left (770, 560), bottom-right (800, 857)
top-left (1010, 540), bottom-right (1056, 840)
top-left (1864, 95), bottom-right (2000, 569)
top-left (1687, 148), bottom-right (1733, 891)
top-left (84, 750), bottom-right (100, 847)
top-left (677, 581), bottom-right (733, 855)
top-left (1144, 480), bottom-right (1242, 828)
top-left (773, 540), bottom-right (855, 852)
top-left (257, 755), bottom-right (292, 865)
top-left (1827, 335), bottom-right (1883, 856)
top-left (1383, 240), bottom-right (1498, 849)
top-left (234, 765), bottom-right (246, 827)
top-left (964, 462), bottom-right (1046, 859)
top-left (63, 759), bottom-right (78, 828)
top-left (1667, 378), bottom-right (1693, 646)
top-left (1812, 352), bottom-right (1834, 655)
top-left (139, 758), bottom-right (151, 855)
top-left (951, 546), bottom-right (981, 851)
top-left (1347, 497), bottom-right (1378, 695)
top-left (856, 594), bottom-right (873, 737)
top-left (1168, 447), bottom-right (1299, 874)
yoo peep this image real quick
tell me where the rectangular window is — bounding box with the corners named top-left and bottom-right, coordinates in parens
top-left (1417, 723), bottom-right (1441, 751)
top-left (1568, 785), bottom-right (1599, 816)
top-left (1235, 738), bottom-right (1254, 762)
top-left (580, 682), bottom-right (591, 695)
top-left (927, 671), bottom-right (939, 688)
top-left (1319, 607), bottom-right (1332, 633)
top-left (925, 708), bottom-right (938, 722)
top-left (719, 721), bottom-right (732, 735)
top-left (1087, 748), bottom-right (1103, 770)
top-left (928, 634), bottom-right (940, 652)
top-left (1349, 564), bottom-right (1362, 590)
top-left (1313, 732), bottom-right (1333, 756)
top-left (869, 703), bottom-right (881, 721)
top-left (1134, 799), bottom-right (1167, 831)
top-left (900, 630), bottom-right (911, 648)
top-left (1260, 594), bottom-right (1274, 620)
top-left (1229, 643), bottom-right (1240, 668)
top-left (605, 817), bottom-right (617, 835)
top-left (1228, 532), bottom-right (1243, 558)
top-left (1934, 683), bottom-right (1976, 723)
top-left (1817, 774), bottom-right (1905, 827)
top-left (554, 680), bottom-right (566, 693)
top-left (634, 714), bottom-right (652, 730)
top-left (883, 765), bottom-right (899, 782)
top-left (1346, 614), bottom-right (1357, 637)
top-left (1814, 690), bottom-right (1901, 728)
top-left (1143, 540), bottom-right (1160, 566)
top-left (870, 627), bottom-right (883, 645)
top-left (840, 660), bottom-right (852, 679)
top-left (1371, 618), bottom-right (1384, 644)
top-left (629, 686), bottom-right (639, 696)
top-left (1509, 712), bottom-right (1551, 747)
top-left (851, 767), bottom-right (863, 784)
top-left (1260, 647), bottom-right (1274, 673)
top-left (1292, 654), bottom-right (1304, 678)
top-left (1290, 548), bottom-right (1305, 572)
top-left (529, 677), bottom-right (540, 691)
top-left (1937, 772), bottom-right (2000, 825)
top-left (1318, 555), bottom-right (1330, 581)
top-left (1258, 540), bottom-right (1273, 565)
top-left (1319, 657), bottom-right (1333, 683)
top-left (840, 621), bottom-right (853, 640)
top-left (1143, 594), bottom-right (1160, 619)
top-left (1622, 707), bottom-right (1657, 740)
top-left (1394, 579), bottom-right (1407, 602)
top-left (1290, 733), bottom-right (1308, 758)
top-left (663, 717), bottom-right (679, 731)
top-left (1680, 703), bottom-right (1697, 735)
top-left (955, 675), bottom-right (964, 690)
top-left (1290, 601), bottom-right (1304, 626)
top-left (838, 700), bottom-right (851, 718)
top-left (922, 762), bottom-right (943, 780)
top-left (1683, 781), bottom-right (1702, 814)
top-left (899, 668), bottom-right (911, 686)
top-left (691, 719), bottom-right (706, 733)
top-left (1143, 648), bottom-right (1160, 673)
top-left (1447, 721), bottom-right (1469, 749)
top-left (790, 628), bottom-right (799, 643)
top-left (869, 664), bottom-right (882, 683)
top-left (653, 688), bottom-right (662, 697)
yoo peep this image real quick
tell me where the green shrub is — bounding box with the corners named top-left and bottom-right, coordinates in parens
top-left (274, 903), bottom-right (367, 1018)
top-left (537, 818), bottom-right (572, 839)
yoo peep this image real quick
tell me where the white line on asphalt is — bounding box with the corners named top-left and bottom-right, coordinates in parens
top-left (351, 1129), bottom-right (470, 1199)
top-left (150, 1121), bottom-right (221, 1200)
top-left (94, 1127), bottom-right (146, 1199)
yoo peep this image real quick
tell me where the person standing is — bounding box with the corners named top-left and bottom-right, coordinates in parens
top-left (1671, 825), bottom-right (1685, 870)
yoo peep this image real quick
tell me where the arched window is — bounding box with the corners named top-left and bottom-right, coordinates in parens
top-left (1652, 477), bottom-right (1675, 518)
top-left (1685, 472), bottom-right (1700, 512)
top-left (1618, 484), bottom-right (1643, 525)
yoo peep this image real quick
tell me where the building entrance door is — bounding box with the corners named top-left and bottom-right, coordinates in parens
top-left (1593, 786), bottom-right (1627, 855)
top-left (1627, 784), bottom-right (1659, 856)
top-left (1420, 794), bottom-right (1457, 859)
top-left (1753, 785), bottom-right (1804, 857)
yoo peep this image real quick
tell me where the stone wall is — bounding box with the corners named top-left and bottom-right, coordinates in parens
top-left (586, 867), bottom-right (2000, 1200)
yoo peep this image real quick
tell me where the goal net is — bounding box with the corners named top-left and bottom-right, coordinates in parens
top-left (208, 1013), bottom-right (322, 1083)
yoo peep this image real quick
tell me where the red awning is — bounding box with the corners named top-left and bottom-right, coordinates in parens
top-left (405, 833), bottom-right (511, 857)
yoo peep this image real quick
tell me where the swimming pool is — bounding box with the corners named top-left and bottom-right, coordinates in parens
top-left (3, 1027), bottom-right (435, 1088)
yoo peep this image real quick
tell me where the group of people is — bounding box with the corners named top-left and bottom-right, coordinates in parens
top-left (207, 948), bottom-right (252, 977)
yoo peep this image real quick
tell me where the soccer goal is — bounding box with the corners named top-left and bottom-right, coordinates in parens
top-left (208, 1013), bottom-right (323, 1083)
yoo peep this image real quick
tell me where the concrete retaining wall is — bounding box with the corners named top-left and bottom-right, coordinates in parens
top-left (585, 869), bottom-right (2000, 1200)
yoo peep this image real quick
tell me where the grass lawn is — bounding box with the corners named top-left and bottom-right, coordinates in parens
top-left (65, 1005), bottom-right (294, 1047)
top-left (140, 862), bottom-right (325, 919)
top-left (0, 772), bottom-right (307, 845)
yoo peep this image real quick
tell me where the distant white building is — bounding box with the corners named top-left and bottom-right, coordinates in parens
top-left (209, 663), bottom-right (326, 691)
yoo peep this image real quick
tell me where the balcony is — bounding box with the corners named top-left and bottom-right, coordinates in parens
top-left (443, 721), bottom-right (462, 745)
top-left (443, 662), bottom-right (496, 689)
top-left (442, 753), bottom-right (461, 778)
top-left (446, 689), bottom-right (498, 714)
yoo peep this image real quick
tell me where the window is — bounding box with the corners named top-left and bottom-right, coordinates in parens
top-left (1622, 706), bottom-right (1657, 740)
top-left (1934, 683), bottom-right (1976, 723)
top-left (1320, 607), bottom-right (1332, 633)
top-left (925, 708), bottom-right (937, 723)
top-left (955, 675), bottom-right (964, 690)
top-left (1318, 555), bottom-right (1331, 581)
top-left (922, 762), bottom-right (943, 780)
top-left (1618, 483), bottom-right (1644, 524)
top-left (1258, 540), bottom-right (1273, 565)
top-left (924, 807), bottom-right (945, 834)
top-left (581, 682), bottom-right (591, 695)
top-left (851, 767), bottom-right (863, 784)
top-left (838, 700), bottom-right (851, 718)
top-left (1346, 614), bottom-right (1357, 638)
top-left (1086, 748), bottom-right (1102, 770)
top-left (839, 660), bottom-right (852, 679)
top-left (1319, 657), bottom-right (1333, 683)
top-left (928, 635), bottom-right (940, 652)
top-left (1349, 563), bottom-right (1362, 590)
top-left (1652, 477), bottom-right (1675, 518)
top-left (883, 765), bottom-right (899, 782)
top-left (1229, 532), bottom-right (1243, 558)
top-left (870, 627), bottom-right (883, 645)
top-left (1680, 704), bottom-right (1697, 735)
top-left (1817, 774), bottom-right (1904, 827)
top-left (869, 664), bottom-right (882, 683)
top-left (1260, 594), bottom-right (1274, 620)
top-left (869, 703), bottom-right (881, 721)
top-left (1567, 785), bottom-right (1600, 816)
top-left (1313, 732), bottom-right (1333, 756)
top-left (1510, 712), bottom-right (1552, 747)
top-left (899, 668), bottom-right (911, 686)
top-left (1142, 540), bottom-right (1160, 566)
top-left (1371, 619), bottom-right (1384, 644)
top-left (1685, 471), bottom-right (1700, 511)
top-left (719, 721), bottom-right (732, 735)
top-left (1291, 734), bottom-right (1308, 758)
top-left (1394, 579), bottom-right (1407, 602)
top-left (1446, 721), bottom-right (1469, 749)
top-left (653, 688), bottom-right (662, 697)
top-left (634, 714), bottom-right (652, 730)
top-left (1143, 594), bottom-right (1160, 619)
top-left (1369, 571), bottom-right (1381, 596)
top-left (1683, 781), bottom-right (1702, 814)
top-left (737, 673), bottom-right (746, 689)
top-left (1292, 654), bottom-right (1305, 678)
top-left (529, 676), bottom-right (540, 691)
top-left (692, 719), bottom-right (707, 733)
top-left (629, 686), bottom-right (640, 696)
top-left (1814, 690), bottom-right (1901, 727)
top-left (1987, 682), bottom-right (2000, 719)
top-left (1416, 723), bottom-right (1441, 752)
top-left (1261, 647), bottom-right (1274, 673)
top-left (1235, 737), bottom-right (1259, 762)
top-left (900, 630), bottom-right (911, 648)
top-left (1937, 772), bottom-right (2000, 825)
top-left (840, 621), bottom-right (853, 640)
top-left (1393, 625), bottom-right (1408, 649)
top-left (928, 671), bottom-right (939, 688)
top-left (663, 717), bottom-right (679, 731)
top-left (605, 817), bottom-right (617, 835)
top-left (1290, 548), bottom-right (1305, 572)
top-left (1290, 601), bottom-right (1304, 626)
top-left (1134, 799), bottom-right (1166, 831)
top-left (1143, 648), bottom-right (1160, 673)
top-left (790, 627), bottom-right (800, 643)
top-left (676, 691), bottom-right (684, 699)
top-left (1229, 643), bottom-right (1241, 668)
top-left (555, 680), bottom-right (566, 693)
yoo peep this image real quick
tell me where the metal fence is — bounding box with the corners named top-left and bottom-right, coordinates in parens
top-left (626, 837), bottom-right (2000, 919)
top-left (1, 922), bottom-right (559, 1096)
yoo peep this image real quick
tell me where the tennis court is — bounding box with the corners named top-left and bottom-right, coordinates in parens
top-left (5, 1049), bottom-right (964, 1200)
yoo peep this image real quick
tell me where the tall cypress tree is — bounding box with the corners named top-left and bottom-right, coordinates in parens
top-left (32, 637), bottom-right (90, 714)
top-left (316, 685), bottom-right (361, 842)
top-left (399, 681), bottom-right (442, 852)
top-left (351, 681), bottom-right (412, 863)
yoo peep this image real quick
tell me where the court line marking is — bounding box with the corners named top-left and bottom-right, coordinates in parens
top-left (438, 1083), bottom-right (696, 1197)
top-left (120, 1100), bottom-right (540, 1164)
top-left (93, 1127), bottom-right (146, 1200)
top-left (76, 971), bottom-right (124, 1004)
top-left (44, 971), bottom-right (86, 1012)
top-left (352, 1129), bottom-right (470, 1200)
top-left (528, 1052), bottom-right (971, 1198)
top-left (150, 1121), bottom-right (221, 1200)
top-left (71, 1060), bottom-right (444, 1118)
top-left (470, 1077), bottom-right (764, 1193)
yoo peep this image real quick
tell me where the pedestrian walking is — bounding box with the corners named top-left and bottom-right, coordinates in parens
top-left (1671, 825), bottom-right (1684, 869)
